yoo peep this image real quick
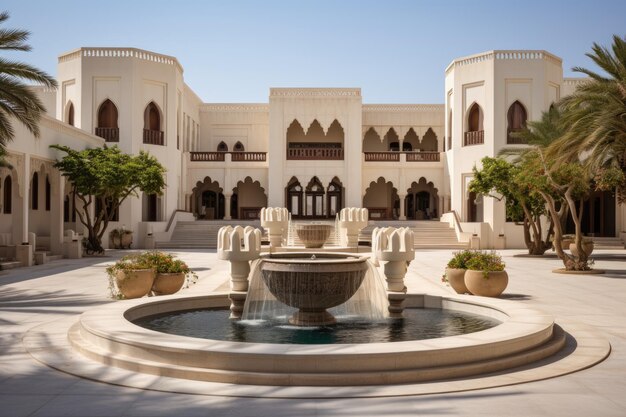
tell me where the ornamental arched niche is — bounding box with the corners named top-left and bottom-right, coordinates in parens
top-left (363, 127), bottom-right (384, 152)
top-left (363, 177), bottom-right (399, 220)
top-left (285, 176), bottom-right (303, 217)
top-left (420, 128), bottom-right (438, 152)
top-left (405, 177), bottom-right (439, 220)
top-left (233, 176), bottom-right (267, 219)
top-left (192, 177), bottom-right (224, 219)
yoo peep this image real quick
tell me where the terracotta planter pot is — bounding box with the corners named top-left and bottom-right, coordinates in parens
top-left (464, 270), bottom-right (508, 297)
top-left (152, 272), bottom-right (186, 296)
top-left (445, 268), bottom-right (469, 294)
top-left (115, 269), bottom-right (155, 299)
top-left (569, 241), bottom-right (594, 258)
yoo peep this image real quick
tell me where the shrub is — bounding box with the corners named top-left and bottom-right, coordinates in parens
top-left (446, 250), bottom-right (477, 269)
top-left (465, 251), bottom-right (505, 278)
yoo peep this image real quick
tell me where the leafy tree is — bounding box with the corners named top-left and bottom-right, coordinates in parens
top-left (0, 12), bottom-right (57, 163)
top-left (551, 35), bottom-right (626, 201)
top-left (469, 157), bottom-right (554, 255)
top-left (51, 145), bottom-right (166, 254)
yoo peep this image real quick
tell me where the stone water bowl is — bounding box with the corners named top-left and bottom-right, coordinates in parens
top-left (295, 223), bottom-right (333, 248)
top-left (260, 252), bottom-right (369, 326)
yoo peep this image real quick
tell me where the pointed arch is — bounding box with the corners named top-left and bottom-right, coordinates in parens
top-left (507, 100), bottom-right (528, 144)
top-left (465, 103), bottom-right (484, 146)
top-left (363, 127), bottom-right (384, 152)
top-left (217, 141), bottom-right (228, 152)
top-left (406, 177), bottom-right (440, 220)
top-left (327, 176), bottom-right (343, 216)
top-left (143, 101), bottom-right (164, 145)
top-left (421, 128), bottom-right (438, 152)
top-left (233, 176), bottom-right (267, 219)
top-left (66, 101), bottom-right (75, 126)
top-left (363, 177), bottom-right (399, 220)
top-left (305, 176), bottom-right (325, 217)
top-left (286, 120), bottom-right (306, 142)
top-left (384, 128), bottom-right (400, 151)
top-left (403, 128), bottom-right (419, 151)
top-left (285, 176), bottom-right (303, 217)
top-left (96, 99), bottom-right (119, 142)
top-left (326, 119), bottom-right (344, 143)
top-left (192, 177), bottom-right (224, 219)
top-left (233, 141), bottom-right (245, 152)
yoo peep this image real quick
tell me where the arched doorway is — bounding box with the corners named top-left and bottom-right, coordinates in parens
top-left (507, 101), bottom-right (528, 144)
top-left (406, 178), bottom-right (439, 220)
top-left (363, 177), bottom-right (398, 219)
top-left (285, 177), bottom-right (303, 217)
top-left (305, 176), bottom-right (325, 218)
top-left (96, 99), bottom-right (119, 142)
top-left (143, 102), bottom-right (163, 145)
top-left (192, 177), bottom-right (224, 220)
top-left (465, 103), bottom-right (484, 146)
top-left (327, 177), bottom-right (343, 217)
top-left (232, 177), bottom-right (267, 219)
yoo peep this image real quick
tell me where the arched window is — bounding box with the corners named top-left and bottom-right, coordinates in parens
top-left (143, 102), bottom-right (164, 145)
top-left (465, 103), bottom-right (484, 146)
top-left (66, 102), bottom-right (75, 126)
top-left (45, 176), bottom-right (51, 211)
top-left (233, 141), bottom-right (245, 152)
top-left (286, 177), bottom-right (303, 217)
top-left (217, 141), bottom-right (228, 152)
top-left (31, 172), bottom-right (38, 210)
top-left (96, 99), bottom-right (119, 142)
top-left (3, 176), bottom-right (11, 214)
top-left (305, 176), bottom-right (325, 217)
top-left (421, 128), bottom-right (438, 152)
top-left (327, 177), bottom-right (343, 217)
top-left (507, 101), bottom-right (528, 144)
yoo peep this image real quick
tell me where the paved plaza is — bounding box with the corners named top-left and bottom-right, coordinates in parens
top-left (1, 249), bottom-right (625, 416)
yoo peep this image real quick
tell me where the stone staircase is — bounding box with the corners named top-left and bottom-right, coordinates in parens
top-left (592, 237), bottom-right (625, 249)
top-left (360, 220), bottom-right (469, 250)
top-left (0, 257), bottom-right (21, 271)
top-left (157, 219), bottom-right (467, 250)
top-left (34, 249), bottom-right (64, 265)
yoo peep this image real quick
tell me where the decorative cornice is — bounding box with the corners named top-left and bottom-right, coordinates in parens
top-left (200, 103), bottom-right (269, 112)
top-left (58, 47), bottom-right (184, 73)
top-left (363, 104), bottom-right (444, 112)
top-left (270, 88), bottom-right (361, 98)
top-left (563, 77), bottom-right (589, 86)
top-left (445, 50), bottom-right (563, 74)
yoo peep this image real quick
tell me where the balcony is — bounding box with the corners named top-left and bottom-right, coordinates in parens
top-left (231, 152), bottom-right (267, 162)
top-left (143, 129), bottom-right (164, 146)
top-left (406, 151), bottom-right (440, 162)
top-left (464, 130), bottom-right (484, 146)
top-left (95, 127), bottom-right (119, 142)
top-left (364, 152), bottom-right (400, 162)
top-left (507, 128), bottom-right (528, 144)
top-left (190, 152), bottom-right (225, 162)
top-left (287, 147), bottom-right (343, 160)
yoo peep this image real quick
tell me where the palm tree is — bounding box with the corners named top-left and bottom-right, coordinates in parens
top-left (0, 11), bottom-right (57, 163)
top-left (552, 35), bottom-right (626, 199)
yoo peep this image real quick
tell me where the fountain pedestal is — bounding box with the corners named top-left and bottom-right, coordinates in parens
top-left (217, 225), bottom-right (262, 318)
top-left (338, 208), bottom-right (368, 248)
top-left (260, 207), bottom-right (289, 248)
top-left (373, 227), bottom-right (415, 318)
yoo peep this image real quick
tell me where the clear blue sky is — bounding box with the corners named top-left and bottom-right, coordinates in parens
top-left (3, 0), bottom-right (625, 103)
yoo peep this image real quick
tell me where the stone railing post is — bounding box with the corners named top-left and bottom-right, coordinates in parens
top-left (373, 227), bottom-right (415, 317)
top-left (217, 225), bottom-right (262, 319)
top-left (337, 208), bottom-right (368, 248)
top-left (260, 207), bottom-right (289, 249)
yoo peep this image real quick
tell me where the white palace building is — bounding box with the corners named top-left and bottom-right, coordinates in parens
top-left (1, 47), bottom-right (624, 263)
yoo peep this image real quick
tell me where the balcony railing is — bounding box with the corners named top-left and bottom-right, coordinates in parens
top-left (364, 152), bottom-right (400, 162)
top-left (464, 130), bottom-right (484, 146)
top-left (507, 128), bottom-right (528, 144)
top-left (190, 152), bottom-right (226, 162)
top-left (95, 127), bottom-right (119, 142)
top-left (406, 151), bottom-right (440, 162)
top-left (287, 147), bottom-right (344, 160)
top-left (231, 152), bottom-right (267, 162)
top-left (143, 129), bottom-right (164, 145)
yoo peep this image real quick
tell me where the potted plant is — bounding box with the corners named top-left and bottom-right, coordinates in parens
top-left (569, 237), bottom-right (594, 257)
top-left (106, 254), bottom-right (155, 299)
top-left (142, 251), bottom-right (198, 296)
top-left (443, 250), bottom-right (474, 294)
top-left (464, 251), bottom-right (508, 297)
top-left (109, 227), bottom-right (133, 249)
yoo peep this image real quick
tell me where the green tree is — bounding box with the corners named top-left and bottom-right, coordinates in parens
top-left (51, 145), bottom-right (167, 254)
top-left (469, 157), bottom-right (554, 255)
top-left (0, 12), bottom-right (57, 162)
top-left (553, 35), bottom-right (626, 200)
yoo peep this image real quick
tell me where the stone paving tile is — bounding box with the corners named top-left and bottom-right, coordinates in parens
top-left (30, 394), bottom-right (137, 417)
top-left (0, 394), bottom-right (54, 417)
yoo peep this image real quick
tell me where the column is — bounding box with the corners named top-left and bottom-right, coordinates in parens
top-left (224, 193), bottom-right (232, 220)
top-left (20, 156), bottom-right (30, 243)
top-left (399, 193), bottom-right (407, 220)
top-left (50, 171), bottom-right (64, 255)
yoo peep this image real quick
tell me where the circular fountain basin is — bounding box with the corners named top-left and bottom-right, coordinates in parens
top-left (294, 223), bottom-right (333, 248)
top-left (67, 293), bottom-right (568, 387)
top-left (260, 252), bottom-right (368, 325)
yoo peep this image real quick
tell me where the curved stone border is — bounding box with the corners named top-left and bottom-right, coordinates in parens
top-left (23, 293), bottom-right (610, 397)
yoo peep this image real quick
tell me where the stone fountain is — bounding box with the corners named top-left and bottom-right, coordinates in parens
top-left (294, 223), bottom-right (333, 248)
top-left (259, 252), bottom-right (369, 325)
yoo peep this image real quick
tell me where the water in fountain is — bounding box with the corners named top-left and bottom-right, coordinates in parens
top-left (241, 257), bottom-right (388, 324)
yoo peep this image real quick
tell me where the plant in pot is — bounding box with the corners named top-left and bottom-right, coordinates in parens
top-left (464, 251), bottom-right (508, 297)
top-left (109, 228), bottom-right (133, 249)
top-left (142, 251), bottom-right (198, 296)
top-left (569, 236), bottom-right (594, 258)
top-left (443, 250), bottom-right (475, 294)
top-left (106, 254), bottom-right (155, 299)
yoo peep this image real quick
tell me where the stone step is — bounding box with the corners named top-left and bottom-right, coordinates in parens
top-left (0, 261), bottom-right (21, 270)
